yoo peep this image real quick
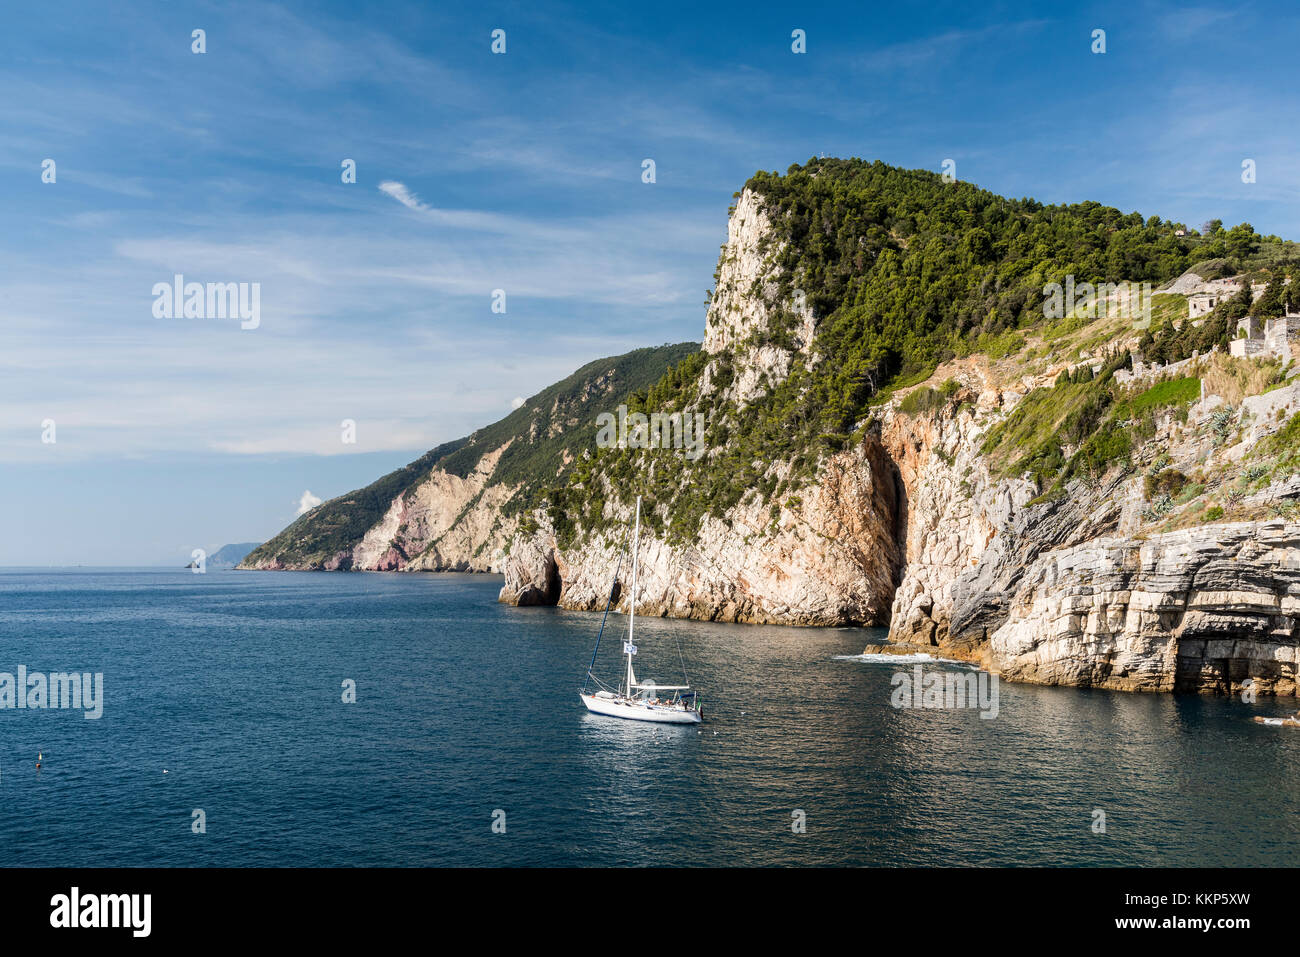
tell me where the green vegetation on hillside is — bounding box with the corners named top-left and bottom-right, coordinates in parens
top-left (1123, 376), bottom-right (1201, 416)
top-left (446, 343), bottom-right (699, 504)
top-left (1256, 411), bottom-right (1300, 469)
top-left (980, 354), bottom-right (1209, 496)
top-left (1188, 219), bottom-right (1300, 275)
top-left (241, 343), bottom-right (697, 568)
top-left (548, 158), bottom-right (1252, 541)
top-left (899, 379), bottom-right (960, 416)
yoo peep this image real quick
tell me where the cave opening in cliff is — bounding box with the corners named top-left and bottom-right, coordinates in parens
top-left (541, 553), bottom-right (562, 606)
top-left (888, 459), bottom-right (908, 598)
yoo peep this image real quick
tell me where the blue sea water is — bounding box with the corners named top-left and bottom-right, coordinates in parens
top-left (0, 567), bottom-right (1297, 867)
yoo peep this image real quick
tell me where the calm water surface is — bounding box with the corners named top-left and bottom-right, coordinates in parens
top-left (0, 568), bottom-right (1296, 866)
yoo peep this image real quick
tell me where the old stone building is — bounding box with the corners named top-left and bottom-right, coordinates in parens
top-left (1189, 292), bottom-right (1222, 318)
top-left (1230, 314), bottom-right (1300, 360)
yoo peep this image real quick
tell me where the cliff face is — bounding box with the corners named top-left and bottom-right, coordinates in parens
top-left (986, 523), bottom-right (1300, 694)
top-left (699, 187), bottom-right (817, 407)
top-left (500, 437), bottom-right (903, 625)
top-left (878, 366), bottom-right (1036, 652)
top-left (242, 448), bottom-right (519, 572)
top-left (348, 443), bottom-right (514, 572)
top-left (240, 438), bottom-right (524, 573)
top-left (868, 357), bottom-right (1300, 696)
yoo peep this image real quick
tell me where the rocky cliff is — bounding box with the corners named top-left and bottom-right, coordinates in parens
top-left (867, 352), bottom-right (1300, 696)
top-left (499, 437), bottom-right (903, 625)
top-left (986, 522), bottom-right (1300, 694)
top-left (247, 157), bottom-right (1300, 696)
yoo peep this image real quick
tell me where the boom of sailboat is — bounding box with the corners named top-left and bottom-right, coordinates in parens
top-left (579, 495), bottom-right (703, 725)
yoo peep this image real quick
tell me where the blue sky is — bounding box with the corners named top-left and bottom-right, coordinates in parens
top-left (2, 0), bottom-right (1297, 564)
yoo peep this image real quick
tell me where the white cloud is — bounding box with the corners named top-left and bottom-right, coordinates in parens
top-left (378, 180), bottom-right (427, 211)
top-left (511, 396), bottom-right (525, 409)
top-left (296, 490), bottom-right (322, 515)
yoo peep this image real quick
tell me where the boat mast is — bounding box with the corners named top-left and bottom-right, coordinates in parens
top-left (583, 546), bottom-right (625, 694)
top-left (624, 495), bottom-right (641, 696)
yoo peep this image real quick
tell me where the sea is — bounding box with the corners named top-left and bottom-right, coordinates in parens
top-left (1, 567), bottom-right (1297, 867)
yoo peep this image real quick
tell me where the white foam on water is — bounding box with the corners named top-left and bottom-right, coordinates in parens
top-left (835, 652), bottom-right (979, 669)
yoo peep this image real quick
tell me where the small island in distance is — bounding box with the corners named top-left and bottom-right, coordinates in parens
top-left (187, 542), bottom-right (262, 568)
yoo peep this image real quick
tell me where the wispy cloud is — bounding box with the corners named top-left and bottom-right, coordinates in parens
top-left (378, 180), bottom-right (428, 211)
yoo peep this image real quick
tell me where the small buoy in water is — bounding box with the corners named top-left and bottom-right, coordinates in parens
top-left (163, 770), bottom-right (168, 774)
top-left (36, 751), bottom-right (42, 769)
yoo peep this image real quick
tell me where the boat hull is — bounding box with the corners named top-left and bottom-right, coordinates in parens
top-left (580, 693), bottom-right (702, 724)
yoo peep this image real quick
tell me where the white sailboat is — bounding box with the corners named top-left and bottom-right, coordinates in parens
top-left (579, 495), bottom-right (703, 725)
